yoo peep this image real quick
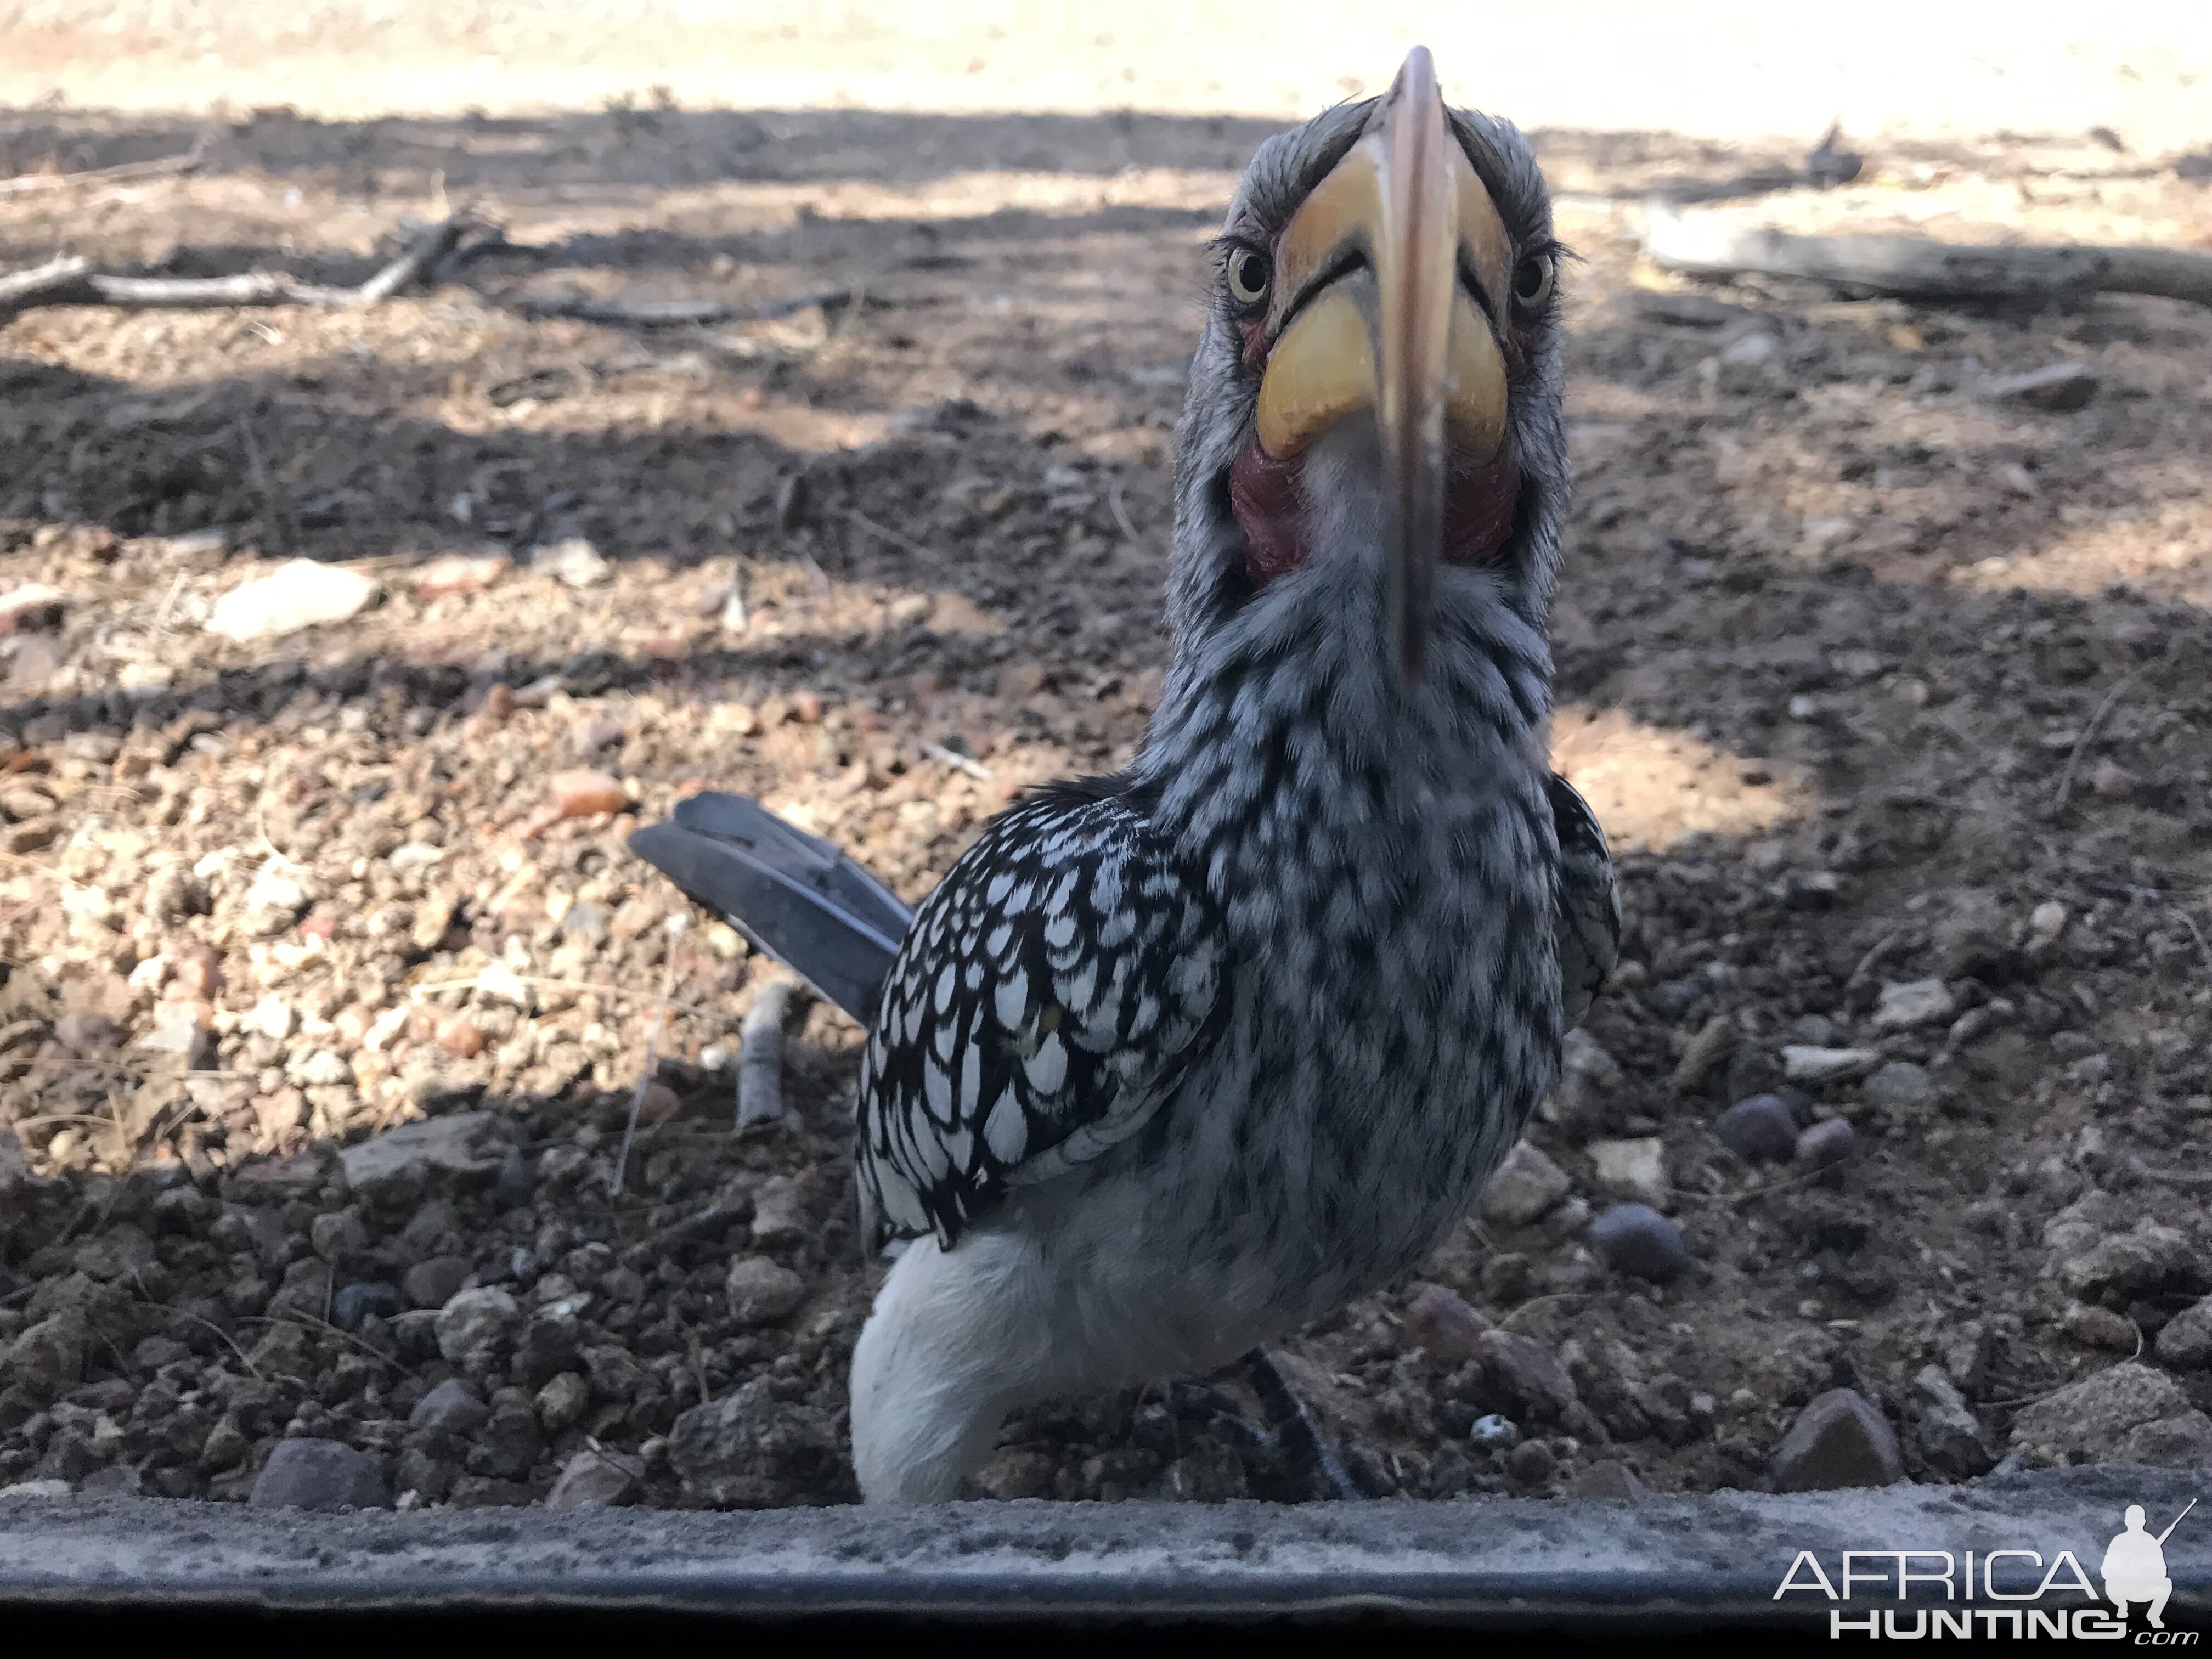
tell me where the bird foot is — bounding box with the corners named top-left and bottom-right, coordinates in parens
top-left (1240, 1346), bottom-right (1363, 1501)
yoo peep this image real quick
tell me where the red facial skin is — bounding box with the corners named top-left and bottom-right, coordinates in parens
top-left (1228, 319), bottom-right (1522, 587)
top-left (1229, 443), bottom-right (1521, 584)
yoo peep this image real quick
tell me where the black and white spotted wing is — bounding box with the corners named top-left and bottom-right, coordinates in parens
top-left (856, 788), bottom-right (1228, 1249)
top-left (1549, 772), bottom-right (1620, 1028)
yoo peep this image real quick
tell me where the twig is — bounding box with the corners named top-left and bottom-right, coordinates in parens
top-left (1108, 478), bottom-right (1143, 545)
top-left (737, 974), bottom-right (800, 1125)
top-left (0, 213), bottom-right (479, 325)
top-left (516, 286), bottom-right (850, 328)
top-left (918, 739), bottom-right (994, 782)
top-left (612, 916), bottom-right (686, 1199)
top-left (843, 505), bottom-right (944, 566)
top-left (1646, 204), bottom-right (2212, 309)
top-left (2052, 668), bottom-right (2145, 814)
top-left (0, 255), bottom-right (91, 313)
top-left (0, 133), bottom-right (209, 199)
top-left (1844, 926), bottom-right (1910, 994)
top-left (140, 1299), bottom-right (263, 1380)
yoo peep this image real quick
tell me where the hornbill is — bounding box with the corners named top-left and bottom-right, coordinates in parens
top-left (630, 49), bottom-right (1618, 1504)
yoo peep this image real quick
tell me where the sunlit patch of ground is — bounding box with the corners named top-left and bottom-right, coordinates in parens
top-left (1551, 705), bottom-right (1813, 851)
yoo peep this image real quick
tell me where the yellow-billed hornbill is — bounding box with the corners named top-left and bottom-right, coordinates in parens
top-left (631, 49), bottom-right (1617, 1504)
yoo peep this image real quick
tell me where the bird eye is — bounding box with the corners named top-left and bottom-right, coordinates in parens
top-left (1226, 247), bottom-right (1272, 308)
top-left (1512, 251), bottom-right (1556, 311)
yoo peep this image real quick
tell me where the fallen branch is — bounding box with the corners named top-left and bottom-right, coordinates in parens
top-left (515, 286), bottom-right (851, 328)
top-left (737, 974), bottom-right (802, 1125)
top-left (0, 133), bottom-right (210, 199)
top-left (0, 215), bottom-right (481, 325)
top-left (1646, 203), bottom-right (2212, 309)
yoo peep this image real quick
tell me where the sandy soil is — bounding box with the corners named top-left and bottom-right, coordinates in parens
top-left (2, 13), bottom-right (2211, 1511)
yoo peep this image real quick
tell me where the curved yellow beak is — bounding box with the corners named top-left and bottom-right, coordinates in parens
top-left (1253, 47), bottom-right (1513, 680)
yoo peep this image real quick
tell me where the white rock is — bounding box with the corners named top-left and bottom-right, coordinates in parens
top-left (290, 1049), bottom-right (352, 1087)
top-left (1783, 1045), bottom-right (1882, 1084)
top-left (363, 1006), bottom-right (410, 1053)
top-left (246, 996), bottom-right (296, 1041)
top-left (387, 843), bottom-right (445, 873)
top-left (1589, 1137), bottom-right (1669, 1209)
top-left (529, 538), bottom-right (611, 588)
top-left (476, 961), bottom-right (534, 1009)
top-left (2030, 901), bottom-right (2068, 941)
top-left (1873, 978), bottom-right (1957, 1031)
top-left (1480, 1141), bottom-right (1573, 1227)
top-left (243, 867), bottom-right (307, 917)
top-left (207, 558), bottom-right (379, 642)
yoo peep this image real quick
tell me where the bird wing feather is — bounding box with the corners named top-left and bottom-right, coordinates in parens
top-left (857, 790), bottom-right (1227, 1249)
top-left (1549, 772), bottom-right (1620, 1028)
top-left (627, 793), bottom-right (910, 1024)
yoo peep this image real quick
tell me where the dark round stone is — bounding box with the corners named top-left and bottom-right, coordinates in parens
top-left (1588, 1203), bottom-right (1692, 1282)
top-left (1713, 1093), bottom-right (1800, 1161)
top-left (1796, 1117), bottom-right (1857, 1170)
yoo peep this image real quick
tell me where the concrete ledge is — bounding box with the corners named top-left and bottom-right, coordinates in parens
top-left (1, 1467), bottom-right (2206, 1628)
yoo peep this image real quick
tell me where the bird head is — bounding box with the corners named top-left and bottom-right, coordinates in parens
top-left (1164, 48), bottom-right (1566, 691)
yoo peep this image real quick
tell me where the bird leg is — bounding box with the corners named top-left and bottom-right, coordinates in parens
top-left (1240, 1346), bottom-right (1363, 1501)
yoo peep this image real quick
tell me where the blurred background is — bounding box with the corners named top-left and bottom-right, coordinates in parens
top-left (3, 1), bottom-right (2209, 148)
top-left (1, 2), bottom-right (2210, 1512)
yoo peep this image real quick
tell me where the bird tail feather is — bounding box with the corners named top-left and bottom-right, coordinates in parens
top-left (627, 791), bottom-right (911, 1025)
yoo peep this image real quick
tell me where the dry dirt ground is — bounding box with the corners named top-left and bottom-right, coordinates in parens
top-left (2, 94), bottom-right (2211, 1510)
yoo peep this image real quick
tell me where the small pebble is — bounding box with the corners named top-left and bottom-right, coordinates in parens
top-left (544, 769), bottom-right (628, 822)
top-left (412, 553), bottom-right (511, 601)
top-left (1769, 1388), bottom-right (1904, 1492)
top-left (1588, 1203), bottom-right (1691, 1282)
top-left (2029, 901), bottom-right (2068, 941)
top-left (529, 537), bottom-right (611, 588)
top-left (1713, 1094), bottom-right (1798, 1161)
top-left (1795, 1118), bottom-right (1856, 1170)
top-left (331, 1282), bottom-right (403, 1331)
top-left (1861, 1061), bottom-right (1933, 1111)
top-left (402, 1255), bottom-right (471, 1310)
top-left (435, 1016), bottom-right (484, 1059)
top-left (545, 1447), bottom-right (641, 1510)
top-left (1402, 1282), bottom-right (1491, 1366)
top-left (1469, 1414), bottom-right (1520, 1451)
top-left (409, 1378), bottom-right (490, 1433)
top-left (1505, 1438), bottom-right (1556, 1486)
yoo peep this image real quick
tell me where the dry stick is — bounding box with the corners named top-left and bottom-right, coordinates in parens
top-left (918, 738), bottom-right (993, 782)
top-left (516, 286), bottom-right (851, 328)
top-left (2052, 668), bottom-right (2146, 814)
top-left (737, 974), bottom-right (800, 1125)
top-left (0, 215), bottom-right (478, 325)
top-left (1645, 204), bottom-right (2212, 309)
top-left (0, 133), bottom-right (210, 198)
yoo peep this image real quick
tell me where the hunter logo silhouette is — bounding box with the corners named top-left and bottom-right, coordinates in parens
top-left (2103, 1499), bottom-right (2196, 1629)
